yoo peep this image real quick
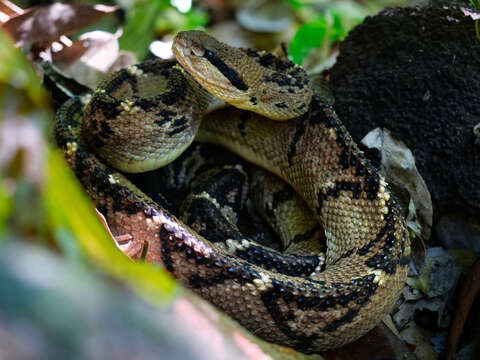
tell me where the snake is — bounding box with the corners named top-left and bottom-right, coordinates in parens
top-left (55, 30), bottom-right (410, 353)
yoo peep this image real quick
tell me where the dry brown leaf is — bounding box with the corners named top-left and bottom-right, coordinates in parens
top-left (0, 0), bottom-right (23, 20)
top-left (52, 30), bottom-right (126, 88)
top-left (2, 2), bottom-right (118, 47)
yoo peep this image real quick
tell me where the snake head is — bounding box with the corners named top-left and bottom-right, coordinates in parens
top-left (173, 31), bottom-right (251, 101)
top-left (173, 30), bottom-right (312, 121)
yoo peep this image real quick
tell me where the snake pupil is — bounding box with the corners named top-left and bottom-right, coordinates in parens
top-left (205, 50), bottom-right (214, 58)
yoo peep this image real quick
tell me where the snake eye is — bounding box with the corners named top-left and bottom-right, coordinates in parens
top-left (205, 50), bottom-right (214, 58)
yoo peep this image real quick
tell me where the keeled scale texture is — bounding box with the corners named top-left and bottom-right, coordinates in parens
top-left (56, 30), bottom-right (411, 352)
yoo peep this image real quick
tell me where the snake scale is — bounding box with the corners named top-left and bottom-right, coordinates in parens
top-left (55, 30), bottom-right (410, 352)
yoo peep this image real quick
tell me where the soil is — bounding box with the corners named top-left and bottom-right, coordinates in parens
top-left (326, 0), bottom-right (480, 220)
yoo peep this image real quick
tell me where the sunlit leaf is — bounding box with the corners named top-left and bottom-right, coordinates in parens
top-left (154, 7), bottom-right (207, 34)
top-left (0, 173), bottom-right (11, 240)
top-left (0, 31), bottom-right (50, 107)
top-left (43, 149), bottom-right (177, 302)
top-left (119, 0), bottom-right (168, 60)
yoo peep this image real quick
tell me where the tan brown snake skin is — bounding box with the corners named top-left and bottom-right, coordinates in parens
top-left (55, 30), bottom-right (410, 353)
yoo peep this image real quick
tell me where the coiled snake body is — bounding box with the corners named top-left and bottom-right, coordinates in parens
top-left (56, 31), bottom-right (410, 352)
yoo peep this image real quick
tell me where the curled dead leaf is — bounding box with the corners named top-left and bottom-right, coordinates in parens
top-left (2, 2), bottom-right (118, 47)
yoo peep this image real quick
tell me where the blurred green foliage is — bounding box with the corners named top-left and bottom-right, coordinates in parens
top-left (0, 30), bottom-right (176, 302)
top-left (119, 0), bottom-right (208, 59)
top-left (0, 29), bottom-right (50, 108)
top-left (115, 0), bottom-right (409, 63)
top-left (44, 150), bottom-right (177, 300)
top-left (287, 0), bottom-right (408, 65)
top-left (289, 2), bottom-right (368, 64)
top-left (0, 175), bottom-right (10, 239)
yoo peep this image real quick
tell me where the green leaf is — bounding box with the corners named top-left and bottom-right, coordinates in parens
top-left (284, 0), bottom-right (306, 10)
top-left (0, 31), bottom-right (50, 108)
top-left (289, 17), bottom-right (327, 65)
top-left (154, 7), bottom-right (207, 33)
top-left (327, 1), bottom-right (367, 41)
top-left (0, 173), bottom-right (11, 240)
top-left (119, 0), bottom-right (169, 60)
top-left (289, 1), bottom-right (368, 65)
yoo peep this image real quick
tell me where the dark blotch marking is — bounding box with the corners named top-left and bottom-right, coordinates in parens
top-left (90, 97), bottom-right (122, 123)
top-left (257, 52), bottom-right (295, 72)
top-left (363, 174), bottom-right (380, 201)
top-left (241, 48), bottom-right (260, 58)
top-left (135, 97), bottom-right (156, 112)
top-left (265, 188), bottom-right (293, 217)
top-left (259, 53), bottom-right (275, 67)
top-left (204, 53), bottom-right (249, 91)
top-left (185, 198), bottom-right (244, 244)
top-left (258, 274), bottom-right (379, 353)
top-left (173, 116), bottom-right (188, 128)
top-left (188, 262), bottom-right (257, 288)
top-left (317, 181), bottom-right (363, 214)
top-left (238, 112), bottom-right (251, 137)
top-left (235, 244), bottom-right (320, 277)
top-left (100, 121), bottom-right (114, 136)
top-left (357, 221), bottom-right (391, 256)
top-left (287, 114), bottom-right (308, 165)
top-left (168, 125), bottom-right (188, 137)
top-left (94, 120), bottom-right (115, 143)
top-left (238, 122), bottom-right (246, 137)
top-left (324, 309), bottom-right (360, 332)
top-left (154, 109), bottom-right (177, 127)
top-left (365, 253), bottom-right (397, 274)
top-left (159, 68), bottom-right (188, 106)
top-left (338, 148), bottom-right (352, 170)
top-left (143, 206), bottom-right (160, 218)
top-left (136, 59), bottom-right (177, 76)
top-left (316, 191), bottom-right (326, 215)
top-left (104, 68), bottom-right (138, 94)
top-left (308, 97), bottom-right (338, 127)
top-left (260, 281), bottom-right (317, 349)
top-left (265, 72), bottom-right (293, 88)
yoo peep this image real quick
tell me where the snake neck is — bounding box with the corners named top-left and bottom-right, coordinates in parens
top-left (178, 64), bottom-right (226, 116)
top-left (200, 87), bottom-right (227, 115)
